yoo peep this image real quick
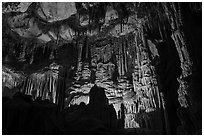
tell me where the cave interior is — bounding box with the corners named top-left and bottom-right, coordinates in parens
top-left (2, 2), bottom-right (202, 135)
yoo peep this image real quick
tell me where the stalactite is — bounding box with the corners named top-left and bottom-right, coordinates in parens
top-left (18, 42), bottom-right (26, 61)
top-left (158, 22), bottom-right (164, 41)
top-left (29, 51), bottom-right (34, 64)
top-left (123, 38), bottom-right (128, 74)
top-left (127, 29), bottom-right (164, 130)
top-left (178, 3), bottom-right (183, 26)
top-left (120, 38), bottom-right (125, 76)
top-left (172, 3), bottom-right (180, 30)
top-left (171, 30), bottom-right (193, 108)
top-left (160, 2), bottom-right (194, 108)
top-left (22, 63), bottom-right (59, 103)
top-left (161, 3), bottom-right (175, 31)
top-left (116, 38), bottom-right (121, 76)
top-left (49, 49), bottom-right (54, 60)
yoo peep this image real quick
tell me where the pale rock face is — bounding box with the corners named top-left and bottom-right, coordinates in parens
top-left (37, 34), bottom-right (52, 43)
top-left (147, 40), bottom-right (159, 58)
top-left (104, 6), bottom-right (118, 25)
top-left (5, 2), bottom-right (77, 43)
top-left (38, 2), bottom-right (77, 22)
top-left (18, 2), bottom-right (32, 12)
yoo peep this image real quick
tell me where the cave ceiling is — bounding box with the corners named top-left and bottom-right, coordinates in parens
top-left (3, 2), bottom-right (177, 44)
top-left (2, 2), bottom-right (201, 74)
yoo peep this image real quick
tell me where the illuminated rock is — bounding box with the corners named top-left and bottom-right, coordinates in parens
top-left (22, 63), bottom-right (59, 103)
top-left (171, 30), bottom-right (193, 107)
top-left (2, 66), bottom-right (25, 89)
top-left (38, 2), bottom-right (77, 22)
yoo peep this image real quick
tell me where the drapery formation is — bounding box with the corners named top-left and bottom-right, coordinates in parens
top-left (65, 25), bottom-right (166, 131)
top-left (2, 63), bottom-right (62, 105)
top-left (22, 63), bottom-right (59, 103)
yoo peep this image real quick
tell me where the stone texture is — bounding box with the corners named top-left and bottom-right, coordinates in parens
top-left (171, 30), bottom-right (193, 108)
